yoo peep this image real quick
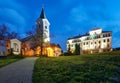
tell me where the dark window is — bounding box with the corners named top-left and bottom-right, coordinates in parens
top-left (86, 42), bottom-right (87, 45)
top-left (67, 42), bottom-right (69, 44)
top-left (45, 26), bottom-right (47, 29)
top-left (108, 33), bottom-right (111, 36)
top-left (104, 39), bottom-right (106, 42)
top-left (99, 41), bottom-right (101, 44)
top-left (107, 39), bottom-right (110, 42)
top-left (84, 42), bottom-right (85, 45)
top-left (95, 42), bottom-right (96, 44)
top-left (91, 42), bottom-right (93, 44)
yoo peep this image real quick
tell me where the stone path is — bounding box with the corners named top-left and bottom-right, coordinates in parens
top-left (0, 57), bottom-right (38, 83)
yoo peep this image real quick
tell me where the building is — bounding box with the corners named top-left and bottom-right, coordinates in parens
top-left (21, 8), bottom-right (62, 57)
top-left (66, 28), bottom-right (112, 54)
top-left (0, 40), bottom-right (7, 56)
top-left (10, 39), bottom-right (21, 55)
top-left (0, 8), bottom-right (62, 57)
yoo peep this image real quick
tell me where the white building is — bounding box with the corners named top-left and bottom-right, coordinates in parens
top-left (66, 28), bottom-right (112, 54)
top-left (10, 39), bottom-right (21, 55)
top-left (36, 8), bottom-right (50, 43)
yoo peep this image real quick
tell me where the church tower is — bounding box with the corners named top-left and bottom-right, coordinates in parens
top-left (36, 8), bottom-right (50, 43)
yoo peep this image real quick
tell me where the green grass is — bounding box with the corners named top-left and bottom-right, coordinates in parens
top-left (33, 51), bottom-right (120, 83)
top-left (0, 56), bottom-right (23, 68)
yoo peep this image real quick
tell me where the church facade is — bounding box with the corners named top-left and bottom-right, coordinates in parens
top-left (0, 8), bottom-right (62, 57)
top-left (66, 28), bottom-right (112, 54)
top-left (21, 8), bottom-right (62, 57)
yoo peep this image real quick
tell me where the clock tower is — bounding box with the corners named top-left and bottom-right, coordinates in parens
top-left (36, 8), bottom-right (50, 43)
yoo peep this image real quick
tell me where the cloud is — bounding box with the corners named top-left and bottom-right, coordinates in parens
top-left (0, 0), bottom-right (29, 34)
top-left (69, 6), bottom-right (88, 23)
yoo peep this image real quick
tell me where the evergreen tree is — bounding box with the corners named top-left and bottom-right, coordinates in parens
top-left (75, 43), bottom-right (80, 55)
top-left (68, 44), bottom-right (71, 53)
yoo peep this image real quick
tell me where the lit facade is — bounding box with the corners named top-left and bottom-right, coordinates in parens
top-left (66, 28), bottom-right (112, 54)
top-left (36, 8), bottom-right (50, 43)
top-left (10, 39), bottom-right (21, 55)
top-left (21, 8), bottom-right (62, 57)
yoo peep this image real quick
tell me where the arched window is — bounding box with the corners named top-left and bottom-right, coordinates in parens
top-left (13, 43), bottom-right (19, 52)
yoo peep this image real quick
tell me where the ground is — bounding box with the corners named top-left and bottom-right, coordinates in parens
top-left (33, 51), bottom-right (120, 83)
top-left (0, 56), bottom-right (23, 68)
top-left (0, 57), bottom-right (38, 83)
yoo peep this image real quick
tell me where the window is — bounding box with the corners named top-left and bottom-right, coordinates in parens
top-left (67, 42), bottom-right (69, 44)
top-left (84, 42), bottom-right (85, 45)
top-left (91, 42), bottom-right (93, 44)
top-left (108, 33), bottom-right (111, 37)
top-left (71, 45), bottom-right (73, 47)
top-left (107, 39), bottom-right (110, 42)
top-left (95, 42), bottom-right (96, 44)
top-left (45, 26), bottom-right (47, 29)
top-left (86, 42), bottom-right (88, 45)
top-left (103, 39), bottom-right (106, 42)
top-left (99, 41), bottom-right (101, 44)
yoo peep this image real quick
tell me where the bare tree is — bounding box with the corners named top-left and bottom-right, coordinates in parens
top-left (26, 26), bottom-right (44, 55)
top-left (26, 26), bottom-right (54, 55)
top-left (0, 24), bottom-right (20, 40)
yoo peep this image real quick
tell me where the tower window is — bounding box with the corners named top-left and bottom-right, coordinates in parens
top-left (45, 26), bottom-right (47, 29)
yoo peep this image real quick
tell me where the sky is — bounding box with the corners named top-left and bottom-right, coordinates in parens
top-left (0, 0), bottom-right (120, 51)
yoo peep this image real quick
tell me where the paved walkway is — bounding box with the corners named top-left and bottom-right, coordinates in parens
top-left (0, 57), bottom-right (38, 83)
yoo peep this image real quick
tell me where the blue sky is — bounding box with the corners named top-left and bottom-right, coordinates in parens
top-left (0, 0), bottom-right (120, 51)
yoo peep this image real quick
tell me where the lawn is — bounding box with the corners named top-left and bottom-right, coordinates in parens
top-left (0, 56), bottom-right (23, 68)
top-left (33, 51), bottom-right (120, 83)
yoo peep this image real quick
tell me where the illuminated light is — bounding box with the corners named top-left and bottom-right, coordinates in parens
top-left (47, 47), bottom-right (53, 57)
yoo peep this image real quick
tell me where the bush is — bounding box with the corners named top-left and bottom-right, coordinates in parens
top-left (63, 52), bottom-right (73, 56)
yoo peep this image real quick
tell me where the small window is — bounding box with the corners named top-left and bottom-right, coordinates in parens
top-left (107, 39), bottom-right (110, 42)
top-left (95, 42), bottom-right (96, 44)
top-left (45, 26), bottom-right (47, 29)
top-left (103, 39), bottom-right (106, 42)
top-left (84, 42), bottom-right (85, 45)
top-left (86, 42), bottom-right (88, 45)
top-left (99, 41), bottom-right (101, 44)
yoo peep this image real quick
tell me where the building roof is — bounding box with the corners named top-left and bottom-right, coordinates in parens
top-left (40, 8), bottom-right (46, 19)
top-left (90, 28), bottom-right (101, 31)
top-left (68, 33), bottom-right (89, 40)
top-left (102, 31), bottom-right (112, 33)
top-left (21, 36), bottom-right (32, 42)
top-left (67, 29), bottom-right (112, 40)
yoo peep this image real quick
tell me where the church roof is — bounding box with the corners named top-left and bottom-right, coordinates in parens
top-left (40, 8), bottom-right (46, 19)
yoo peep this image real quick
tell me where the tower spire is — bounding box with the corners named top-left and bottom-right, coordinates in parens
top-left (40, 7), bottom-right (46, 19)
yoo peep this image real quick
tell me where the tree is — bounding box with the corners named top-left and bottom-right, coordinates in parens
top-left (67, 44), bottom-right (71, 53)
top-left (75, 43), bottom-right (80, 55)
top-left (0, 24), bottom-right (20, 40)
top-left (26, 26), bottom-right (50, 55)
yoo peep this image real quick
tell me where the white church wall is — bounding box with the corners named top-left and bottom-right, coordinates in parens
top-left (10, 39), bottom-right (21, 55)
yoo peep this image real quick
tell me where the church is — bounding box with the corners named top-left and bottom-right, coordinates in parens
top-left (21, 8), bottom-right (62, 57)
top-left (0, 8), bottom-right (62, 57)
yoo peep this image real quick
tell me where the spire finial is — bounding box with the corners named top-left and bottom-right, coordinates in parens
top-left (40, 5), bottom-right (46, 19)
